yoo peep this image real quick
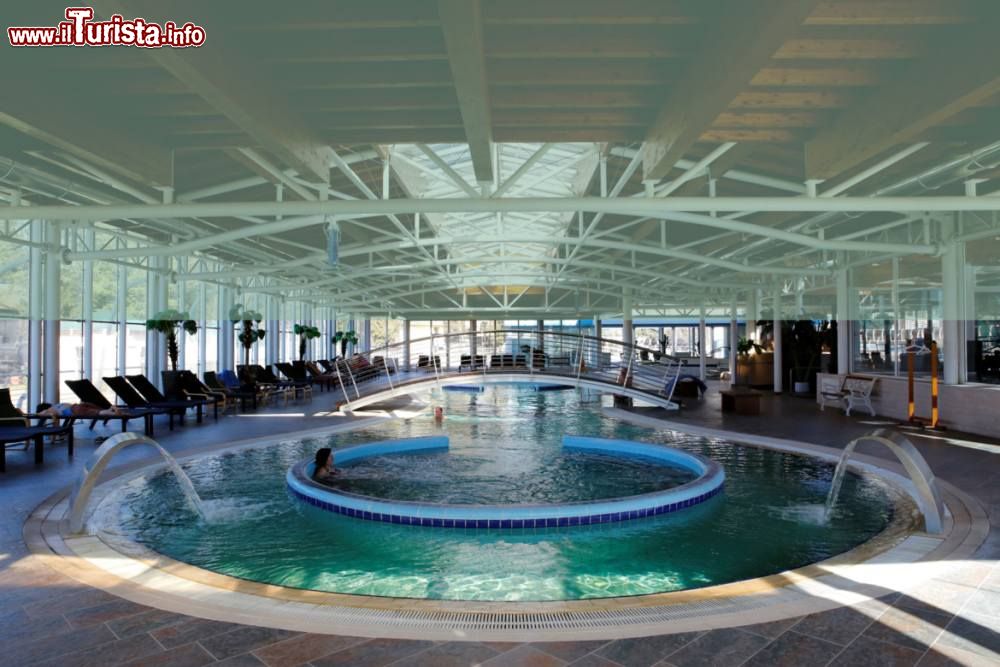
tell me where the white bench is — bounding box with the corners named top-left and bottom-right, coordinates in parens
top-left (819, 375), bottom-right (877, 416)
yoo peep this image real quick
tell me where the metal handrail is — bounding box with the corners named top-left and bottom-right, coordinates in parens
top-left (332, 361), bottom-right (350, 407)
top-left (313, 329), bottom-right (703, 406)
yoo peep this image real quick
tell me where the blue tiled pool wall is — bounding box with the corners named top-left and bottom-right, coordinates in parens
top-left (288, 435), bottom-right (725, 528)
top-left (331, 435), bottom-right (449, 465)
top-left (562, 436), bottom-right (709, 475)
top-left (443, 383), bottom-right (571, 392)
top-left (288, 482), bottom-right (724, 529)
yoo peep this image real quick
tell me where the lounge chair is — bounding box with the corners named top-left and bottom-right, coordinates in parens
top-left (204, 371), bottom-right (258, 411)
top-left (127, 374), bottom-right (212, 422)
top-left (304, 362), bottom-right (338, 391)
top-left (220, 369), bottom-right (272, 408)
top-left (104, 376), bottom-right (183, 430)
top-left (417, 355), bottom-right (441, 371)
top-left (490, 354), bottom-right (526, 369)
top-left (372, 356), bottom-right (396, 375)
top-left (238, 365), bottom-right (290, 404)
top-left (0, 388), bottom-right (75, 471)
top-left (459, 354), bottom-right (485, 371)
top-left (345, 355), bottom-right (382, 383)
top-left (64, 379), bottom-right (158, 436)
top-left (275, 362), bottom-right (326, 393)
top-left (253, 365), bottom-right (311, 401)
top-left (164, 371), bottom-right (227, 416)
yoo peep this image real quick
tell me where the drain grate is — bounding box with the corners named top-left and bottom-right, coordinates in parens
top-left (304, 589), bottom-right (810, 633)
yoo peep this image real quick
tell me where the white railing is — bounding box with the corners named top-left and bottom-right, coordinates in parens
top-left (298, 330), bottom-right (685, 407)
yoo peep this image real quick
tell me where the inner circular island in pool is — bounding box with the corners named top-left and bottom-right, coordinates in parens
top-left (287, 435), bottom-right (725, 529)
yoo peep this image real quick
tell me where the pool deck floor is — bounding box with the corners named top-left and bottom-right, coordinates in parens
top-left (1, 382), bottom-right (997, 666)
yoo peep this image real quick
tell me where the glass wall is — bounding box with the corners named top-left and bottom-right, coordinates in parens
top-left (850, 258), bottom-right (943, 378)
top-left (0, 229), bottom-right (30, 407)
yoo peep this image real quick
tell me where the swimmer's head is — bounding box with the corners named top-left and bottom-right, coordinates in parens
top-left (314, 447), bottom-right (333, 469)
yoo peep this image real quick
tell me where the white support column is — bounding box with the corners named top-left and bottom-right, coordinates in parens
top-left (327, 314), bottom-right (336, 360)
top-left (773, 289), bottom-right (783, 393)
top-left (536, 319), bottom-right (544, 362)
top-left (265, 295), bottom-right (279, 365)
top-left (197, 282), bottom-right (207, 375)
top-left (746, 289), bottom-right (758, 343)
top-left (145, 258), bottom-right (160, 383)
top-left (622, 293), bottom-right (634, 349)
top-left (403, 320), bottom-right (412, 370)
top-left (362, 319), bottom-right (372, 353)
top-left (891, 258), bottom-right (900, 376)
top-left (729, 301), bottom-right (738, 381)
top-left (276, 300), bottom-right (285, 363)
top-left (593, 316), bottom-right (603, 368)
top-left (116, 245), bottom-right (127, 378)
top-left (81, 228), bottom-right (94, 382)
top-left (467, 319), bottom-right (474, 372)
top-left (43, 221), bottom-right (61, 403)
top-left (698, 306), bottom-right (707, 381)
top-left (218, 285), bottom-right (232, 371)
top-left (964, 263), bottom-right (976, 380)
top-left (444, 320), bottom-right (451, 370)
top-left (28, 221), bottom-right (43, 411)
top-left (836, 267), bottom-right (851, 375)
top-left (176, 257), bottom-right (186, 371)
top-left (940, 218), bottom-right (965, 385)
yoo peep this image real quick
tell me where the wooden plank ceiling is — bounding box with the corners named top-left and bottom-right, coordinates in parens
top-left (1, 0), bottom-right (998, 198)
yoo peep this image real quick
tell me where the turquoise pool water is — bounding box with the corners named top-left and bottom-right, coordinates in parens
top-left (321, 444), bottom-right (697, 505)
top-left (111, 385), bottom-right (897, 601)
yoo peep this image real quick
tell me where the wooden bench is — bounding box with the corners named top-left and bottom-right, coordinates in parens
top-left (819, 375), bottom-right (877, 416)
top-left (720, 389), bottom-right (760, 415)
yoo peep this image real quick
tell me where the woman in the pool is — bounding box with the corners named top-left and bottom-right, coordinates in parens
top-left (313, 447), bottom-right (337, 481)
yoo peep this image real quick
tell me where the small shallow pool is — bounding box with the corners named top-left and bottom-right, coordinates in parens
top-left (101, 385), bottom-right (898, 601)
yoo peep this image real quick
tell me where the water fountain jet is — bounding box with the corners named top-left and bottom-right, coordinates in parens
top-left (824, 429), bottom-right (944, 534)
top-left (68, 432), bottom-right (206, 534)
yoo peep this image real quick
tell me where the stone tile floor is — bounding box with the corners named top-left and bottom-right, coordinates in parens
top-left (1, 384), bottom-right (998, 666)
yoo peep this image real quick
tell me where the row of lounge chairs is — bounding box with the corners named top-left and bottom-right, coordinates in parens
top-left (0, 388), bottom-right (76, 472)
top-left (1, 355), bottom-right (401, 471)
top-left (456, 353), bottom-right (572, 371)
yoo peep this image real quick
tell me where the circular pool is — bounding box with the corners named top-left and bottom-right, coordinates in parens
top-left (287, 435), bottom-right (724, 528)
top-left (92, 384), bottom-right (900, 602)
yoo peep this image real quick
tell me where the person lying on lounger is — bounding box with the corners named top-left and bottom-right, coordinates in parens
top-left (36, 401), bottom-right (125, 426)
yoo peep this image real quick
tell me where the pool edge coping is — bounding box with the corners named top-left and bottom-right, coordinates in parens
top-left (21, 402), bottom-right (992, 641)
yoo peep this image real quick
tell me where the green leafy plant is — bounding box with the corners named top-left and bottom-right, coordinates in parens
top-left (736, 337), bottom-right (763, 356)
top-left (146, 309), bottom-right (198, 371)
top-left (229, 304), bottom-right (265, 367)
top-left (294, 323), bottom-right (321, 361)
top-left (333, 330), bottom-right (358, 357)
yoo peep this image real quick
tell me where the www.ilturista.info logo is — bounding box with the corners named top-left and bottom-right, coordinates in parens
top-left (7, 7), bottom-right (206, 48)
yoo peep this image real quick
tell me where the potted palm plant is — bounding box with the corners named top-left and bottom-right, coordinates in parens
top-left (333, 330), bottom-right (358, 358)
top-left (790, 320), bottom-right (820, 395)
top-left (230, 304), bottom-right (265, 367)
top-left (146, 309), bottom-right (198, 372)
top-left (294, 324), bottom-right (321, 361)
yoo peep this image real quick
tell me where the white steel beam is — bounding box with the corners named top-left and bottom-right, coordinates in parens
top-left (415, 144), bottom-right (478, 197)
top-left (17, 195), bottom-right (998, 227)
top-left (437, 0), bottom-right (494, 183)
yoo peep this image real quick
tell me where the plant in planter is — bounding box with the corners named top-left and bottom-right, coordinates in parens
top-left (294, 324), bottom-right (321, 361)
top-left (146, 309), bottom-right (198, 371)
top-left (333, 330), bottom-right (358, 358)
top-left (790, 320), bottom-right (820, 394)
top-left (229, 304), bottom-right (265, 368)
top-left (733, 336), bottom-right (764, 387)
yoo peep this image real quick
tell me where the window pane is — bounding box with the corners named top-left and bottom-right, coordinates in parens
top-left (93, 322), bottom-right (119, 401)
